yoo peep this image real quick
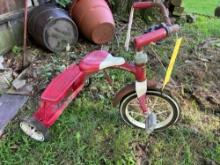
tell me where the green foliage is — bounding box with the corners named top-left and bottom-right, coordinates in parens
top-left (183, 0), bottom-right (219, 16)
top-left (108, 0), bottom-right (133, 15)
top-left (12, 45), bottom-right (22, 55)
top-left (55, 0), bottom-right (71, 7)
top-left (108, 0), bottom-right (116, 6)
top-left (41, 55), bottom-right (67, 83)
top-left (191, 16), bottom-right (220, 38)
top-left (203, 144), bottom-right (220, 163)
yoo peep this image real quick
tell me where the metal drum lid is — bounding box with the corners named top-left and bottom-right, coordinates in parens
top-left (44, 18), bottom-right (78, 52)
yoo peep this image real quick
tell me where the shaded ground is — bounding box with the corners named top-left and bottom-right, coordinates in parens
top-left (176, 38), bottom-right (220, 113)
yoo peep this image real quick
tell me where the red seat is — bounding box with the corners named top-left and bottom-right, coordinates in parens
top-left (79, 50), bottom-right (125, 73)
top-left (79, 50), bottom-right (109, 73)
top-left (41, 64), bottom-right (82, 102)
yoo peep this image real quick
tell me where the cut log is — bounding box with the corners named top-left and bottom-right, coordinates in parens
top-left (186, 14), bottom-right (196, 23)
top-left (172, 6), bottom-right (184, 16)
top-left (171, 0), bottom-right (182, 7)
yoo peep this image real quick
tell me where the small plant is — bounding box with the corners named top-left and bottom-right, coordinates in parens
top-left (12, 45), bottom-right (22, 55)
top-left (41, 55), bottom-right (66, 84)
top-left (55, 0), bottom-right (72, 7)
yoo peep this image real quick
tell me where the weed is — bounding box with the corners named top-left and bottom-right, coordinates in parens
top-left (41, 54), bottom-right (67, 83)
top-left (12, 45), bottom-right (22, 56)
top-left (55, 0), bottom-right (71, 7)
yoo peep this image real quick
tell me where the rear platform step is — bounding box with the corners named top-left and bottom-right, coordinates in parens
top-left (41, 64), bottom-right (83, 102)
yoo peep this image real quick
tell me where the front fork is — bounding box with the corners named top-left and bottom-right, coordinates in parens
top-left (134, 51), bottom-right (149, 114)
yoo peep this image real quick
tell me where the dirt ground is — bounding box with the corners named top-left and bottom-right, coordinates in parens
top-left (176, 37), bottom-right (220, 113)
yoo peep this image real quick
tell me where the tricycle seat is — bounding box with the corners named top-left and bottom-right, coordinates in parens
top-left (79, 50), bottom-right (125, 73)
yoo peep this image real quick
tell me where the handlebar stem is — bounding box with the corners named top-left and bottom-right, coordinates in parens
top-left (133, 2), bottom-right (172, 25)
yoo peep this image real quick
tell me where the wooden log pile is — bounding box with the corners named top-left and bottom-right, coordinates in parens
top-left (165, 0), bottom-right (184, 16)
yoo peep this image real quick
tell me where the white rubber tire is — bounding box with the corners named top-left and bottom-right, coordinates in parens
top-left (119, 89), bottom-right (180, 131)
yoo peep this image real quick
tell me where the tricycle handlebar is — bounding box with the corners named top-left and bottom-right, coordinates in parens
top-left (134, 24), bottom-right (180, 50)
top-left (133, 1), bottom-right (171, 25)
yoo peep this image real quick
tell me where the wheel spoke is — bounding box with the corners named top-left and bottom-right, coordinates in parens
top-left (128, 104), bottom-right (140, 112)
top-left (128, 111), bottom-right (145, 117)
top-left (155, 110), bottom-right (170, 115)
top-left (127, 110), bottom-right (145, 122)
top-left (149, 97), bottom-right (159, 110)
top-left (149, 98), bottom-right (168, 110)
top-left (129, 103), bottom-right (139, 106)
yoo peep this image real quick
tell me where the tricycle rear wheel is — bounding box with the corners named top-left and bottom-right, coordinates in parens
top-left (20, 117), bottom-right (49, 142)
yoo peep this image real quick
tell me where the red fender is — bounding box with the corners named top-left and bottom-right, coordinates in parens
top-left (112, 80), bottom-right (157, 107)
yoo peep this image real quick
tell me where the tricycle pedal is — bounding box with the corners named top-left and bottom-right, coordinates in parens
top-left (145, 112), bottom-right (157, 134)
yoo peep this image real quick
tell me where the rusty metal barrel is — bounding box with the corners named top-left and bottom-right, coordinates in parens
top-left (28, 5), bottom-right (78, 52)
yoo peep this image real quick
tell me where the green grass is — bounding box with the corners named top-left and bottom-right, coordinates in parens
top-left (1, 87), bottom-right (219, 164)
top-left (0, 1), bottom-right (220, 164)
top-left (183, 0), bottom-right (220, 16)
top-left (182, 0), bottom-right (220, 39)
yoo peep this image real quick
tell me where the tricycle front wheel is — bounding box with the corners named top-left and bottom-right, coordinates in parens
top-left (119, 89), bottom-right (180, 131)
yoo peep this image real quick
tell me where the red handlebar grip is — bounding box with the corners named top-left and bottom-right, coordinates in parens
top-left (133, 2), bottom-right (154, 9)
top-left (134, 28), bottom-right (167, 49)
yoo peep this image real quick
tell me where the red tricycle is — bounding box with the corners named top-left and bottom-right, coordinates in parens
top-left (20, 2), bottom-right (181, 141)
